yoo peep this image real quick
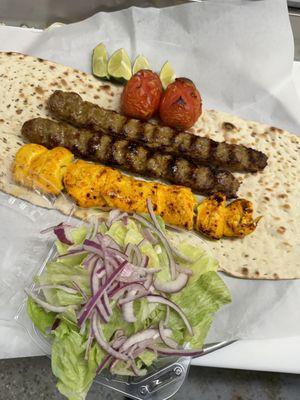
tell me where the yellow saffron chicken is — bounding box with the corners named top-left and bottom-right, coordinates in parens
top-left (12, 144), bottom-right (260, 239)
top-left (196, 193), bottom-right (261, 239)
top-left (13, 144), bottom-right (73, 195)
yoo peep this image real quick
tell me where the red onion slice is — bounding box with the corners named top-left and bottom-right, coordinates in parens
top-left (131, 213), bottom-right (176, 280)
top-left (118, 291), bottom-right (148, 305)
top-left (83, 239), bottom-right (104, 257)
top-left (146, 295), bottom-right (193, 336)
top-left (53, 223), bottom-right (74, 245)
top-left (78, 261), bottom-right (127, 326)
top-left (96, 354), bottom-right (112, 374)
top-left (72, 281), bottom-right (88, 302)
top-left (25, 289), bottom-right (75, 313)
top-left (176, 265), bottom-right (193, 276)
top-left (85, 326), bottom-right (94, 360)
top-left (121, 301), bottom-right (136, 323)
top-left (83, 253), bottom-right (98, 270)
top-left (153, 272), bottom-right (189, 294)
top-left (92, 313), bottom-right (128, 361)
top-left (33, 284), bottom-right (78, 294)
top-left (142, 228), bottom-right (158, 245)
top-left (107, 209), bottom-right (122, 227)
top-left (158, 321), bottom-right (178, 349)
top-left (120, 329), bottom-right (158, 352)
top-left (165, 305), bottom-right (170, 325)
top-left (108, 282), bottom-right (146, 301)
top-left (155, 346), bottom-right (204, 357)
top-left (58, 249), bottom-right (87, 259)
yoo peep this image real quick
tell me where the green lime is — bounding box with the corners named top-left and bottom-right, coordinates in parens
top-left (159, 61), bottom-right (176, 89)
top-left (132, 54), bottom-right (150, 74)
top-left (92, 42), bottom-right (109, 79)
top-left (107, 48), bottom-right (132, 82)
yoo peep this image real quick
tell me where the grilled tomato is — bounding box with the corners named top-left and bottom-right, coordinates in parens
top-left (121, 69), bottom-right (163, 120)
top-left (159, 78), bottom-right (202, 130)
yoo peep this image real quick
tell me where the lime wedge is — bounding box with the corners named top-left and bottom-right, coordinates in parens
top-left (92, 42), bottom-right (109, 79)
top-left (132, 55), bottom-right (150, 74)
top-left (107, 48), bottom-right (132, 82)
top-left (159, 61), bottom-right (176, 89)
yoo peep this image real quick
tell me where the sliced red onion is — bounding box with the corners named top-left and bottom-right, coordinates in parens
top-left (40, 222), bottom-right (72, 235)
top-left (131, 339), bottom-right (156, 358)
top-left (53, 223), bottom-right (74, 245)
top-left (90, 258), bottom-right (109, 323)
top-left (140, 255), bottom-right (149, 269)
top-left (144, 274), bottom-right (153, 291)
top-left (155, 346), bottom-right (204, 357)
top-left (33, 284), bottom-right (78, 294)
top-left (158, 321), bottom-right (178, 349)
top-left (142, 228), bottom-right (158, 245)
top-left (153, 273), bottom-right (189, 294)
top-left (112, 336), bottom-right (127, 350)
top-left (92, 313), bottom-right (128, 360)
top-left (132, 244), bottom-right (142, 265)
top-left (99, 234), bottom-right (120, 250)
top-left (103, 291), bottom-right (112, 316)
top-left (122, 302), bottom-right (136, 323)
top-left (85, 326), bottom-right (94, 360)
top-left (106, 247), bottom-right (129, 261)
top-left (83, 253), bottom-right (98, 270)
top-left (58, 249), bottom-right (87, 259)
top-left (146, 295), bottom-right (193, 336)
top-left (89, 219), bottom-right (99, 240)
top-left (119, 291), bottom-right (148, 305)
top-left (109, 358), bottom-right (120, 372)
top-left (176, 265), bottom-right (193, 276)
top-left (108, 283), bottom-right (146, 301)
top-left (78, 261), bottom-right (127, 326)
top-left (120, 329), bottom-right (158, 352)
top-left (83, 240), bottom-right (104, 257)
top-left (131, 213), bottom-right (176, 280)
top-left (106, 209), bottom-right (122, 227)
top-left (96, 354), bottom-right (111, 374)
top-left (165, 306), bottom-right (170, 326)
top-left (146, 198), bottom-right (193, 263)
top-left (72, 281), bottom-right (88, 302)
top-left (50, 318), bottom-right (60, 331)
top-left (25, 289), bottom-right (75, 313)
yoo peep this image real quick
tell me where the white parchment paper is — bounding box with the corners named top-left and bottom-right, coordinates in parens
top-left (1, 0), bottom-right (300, 359)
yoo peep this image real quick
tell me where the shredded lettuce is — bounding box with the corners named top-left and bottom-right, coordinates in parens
top-left (27, 297), bottom-right (56, 335)
top-left (27, 216), bottom-right (231, 400)
top-left (52, 321), bottom-right (104, 400)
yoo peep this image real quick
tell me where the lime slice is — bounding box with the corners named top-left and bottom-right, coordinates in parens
top-left (159, 61), bottom-right (176, 89)
top-left (92, 42), bottom-right (109, 79)
top-left (132, 55), bottom-right (150, 74)
top-left (107, 48), bottom-right (132, 82)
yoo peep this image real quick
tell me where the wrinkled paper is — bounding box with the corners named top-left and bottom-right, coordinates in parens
top-left (1, 0), bottom-right (300, 360)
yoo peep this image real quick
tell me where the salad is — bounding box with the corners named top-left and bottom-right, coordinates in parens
top-left (25, 201), bottom-right (231, 400)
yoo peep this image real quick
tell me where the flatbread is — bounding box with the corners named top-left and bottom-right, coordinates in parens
top-left (0, 52), bottom-right (299, 279)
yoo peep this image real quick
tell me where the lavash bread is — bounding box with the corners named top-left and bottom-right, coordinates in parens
top-left (0, 52), bottom-right (299, 279)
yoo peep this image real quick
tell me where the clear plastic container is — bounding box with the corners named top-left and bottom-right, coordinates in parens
top-left (0, 191), bottom-right (235, 399)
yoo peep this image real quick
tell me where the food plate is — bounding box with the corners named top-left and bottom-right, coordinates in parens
top-left (1, 2), bottom-right (300, 396)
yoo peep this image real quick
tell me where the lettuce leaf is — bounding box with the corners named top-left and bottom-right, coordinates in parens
top-left (52, 321), bottom-right (104, 400)
top-left (27, 297), bottom-right (56, 335)
top-left (169, 271), bottom-right (231, 348)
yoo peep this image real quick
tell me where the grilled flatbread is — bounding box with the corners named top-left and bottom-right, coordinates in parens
top-left (0, 52), bottom-right (299, 279)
